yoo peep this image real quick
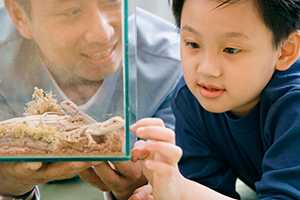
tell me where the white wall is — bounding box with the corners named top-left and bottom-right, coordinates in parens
top-left (134, 0), bottom-right (173, 22)
top-left (0, 0), bottom-right (173, 22)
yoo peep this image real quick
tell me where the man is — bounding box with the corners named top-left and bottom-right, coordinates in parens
top-left (0, 0), bottom-right (182, 200)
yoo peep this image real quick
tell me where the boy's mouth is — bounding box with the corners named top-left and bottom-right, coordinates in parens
top-left (197, 83), bottom-right (225, 98)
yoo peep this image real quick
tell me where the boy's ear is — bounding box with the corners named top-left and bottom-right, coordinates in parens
top-left (276, 31), bottom-right (300, 71)
top-left (4, 0), bottom-right (33, 39)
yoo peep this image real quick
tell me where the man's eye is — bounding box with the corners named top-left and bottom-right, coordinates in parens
top-left (223, 47), bottom-right (241, 54)
top-left (99, 0), bottom-right (121, 8)
top-left (185, 41), bottom-right (200, 49)
top-left (62, 8), bottom-right (82, 17)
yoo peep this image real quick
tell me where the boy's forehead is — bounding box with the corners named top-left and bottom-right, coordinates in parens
top-left (181, 0), bottom-right (267, 40)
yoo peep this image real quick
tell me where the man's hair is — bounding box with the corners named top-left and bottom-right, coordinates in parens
top-left (15, 0), bottom-right (31, 15)
top-left (170, 0), bottom-right (300, 47)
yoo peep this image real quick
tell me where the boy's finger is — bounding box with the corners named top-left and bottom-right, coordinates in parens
top-left (130, 118), bottom-right (165, 132)
top-left (134, 184), bottom-right (153, 195)
top-left (129, 193), bottom-right (154, 200)
top-left (132, 148), bottom-right (150, 162)
top-left (132, 140), bottom-right (151, 162)
top-left (135, 126), bottom-right (175, 143)
top-left (133, 141), bottom-right (182, 164)
top-left (144, 160), bottom-right (179, 183)
top-left (129, 184), bottom-right (153, 200)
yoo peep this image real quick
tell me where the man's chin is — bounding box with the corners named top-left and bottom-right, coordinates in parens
top-left (80, 68), bottom-right (118, 82)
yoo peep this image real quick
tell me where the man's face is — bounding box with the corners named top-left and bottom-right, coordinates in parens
top-left (26, 0), bottom-right (122, 83)
top-left (180, 0), bottom-right (281, 116)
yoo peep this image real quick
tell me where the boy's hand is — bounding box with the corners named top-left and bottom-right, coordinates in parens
top-left (0, 162), bottom-right (93, 197)
top-left (128, 184), bottom-right (154, 200)
top-left (131, 118), bottom-right (184, 200)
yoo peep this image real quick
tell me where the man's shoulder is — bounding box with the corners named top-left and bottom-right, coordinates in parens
top-left (130, 9), bottom-right (183, 117)
top-left (0, 6), bottom-right (21, 46)
top-left (0, 6), bottom-right (24, 77)
top-left (133, 8), bottom-right (180, 60)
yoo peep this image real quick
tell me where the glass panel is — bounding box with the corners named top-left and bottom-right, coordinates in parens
top-left (0, 0), bottom-right (134, 161)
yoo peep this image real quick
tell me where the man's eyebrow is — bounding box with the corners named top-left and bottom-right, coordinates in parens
top-left (50, 0), bottom-right (78, 4)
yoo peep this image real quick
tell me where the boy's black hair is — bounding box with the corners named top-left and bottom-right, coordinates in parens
top-left (170, 0), bottom-right (300, 47)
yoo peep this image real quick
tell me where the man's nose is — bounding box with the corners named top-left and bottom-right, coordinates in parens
top-left (84, 11), bottom-right (115, 44)
top-left (196, 53), bottom-right (222, 78)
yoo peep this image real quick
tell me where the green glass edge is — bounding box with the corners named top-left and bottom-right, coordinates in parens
top-left (0, 0), bottom-right (131, 162)
top-left (123, 0), bottom-right (131, 159)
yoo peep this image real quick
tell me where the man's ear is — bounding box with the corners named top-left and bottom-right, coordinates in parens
top-left (4, 0), bottom-right (33, 39)
top-left (276, 31), bottom-right (300, 71)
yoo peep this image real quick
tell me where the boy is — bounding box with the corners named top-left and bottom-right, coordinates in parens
top-left (130, 0), bottom-right (300, 199)
top-left (0, 0), bottom-right (181, 199)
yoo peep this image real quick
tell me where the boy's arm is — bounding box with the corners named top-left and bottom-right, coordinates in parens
top-left (255, 92), bottom-right (300, 200)
top-left (131, 118), bottom-right (236, 200)
top-left (172, 88), bottom-right (240, 199)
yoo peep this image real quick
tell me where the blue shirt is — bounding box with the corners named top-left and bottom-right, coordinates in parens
top-left (173, 60), bottom-right (300, 199)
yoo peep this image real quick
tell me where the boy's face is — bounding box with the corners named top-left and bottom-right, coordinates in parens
top-left (181, 0), bottom-right (281, 116)
top-left (22, 0), bottom-right (122, 83)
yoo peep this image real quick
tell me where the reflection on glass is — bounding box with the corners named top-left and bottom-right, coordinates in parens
top-left (0, 0), bottom-right (132, 161)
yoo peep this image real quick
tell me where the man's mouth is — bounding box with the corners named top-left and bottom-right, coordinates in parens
top-left (81, 41), bottom-right (119, 66)
top-left (197, 83), bottom-right (225, 98)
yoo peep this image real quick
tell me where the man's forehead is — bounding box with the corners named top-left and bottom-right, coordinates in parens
top-left (33, 0), bottom-right (81, 5)
top-left (34, 0), bottom-right (118, 5)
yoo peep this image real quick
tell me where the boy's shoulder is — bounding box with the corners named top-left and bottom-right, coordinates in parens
top-left (262, 59), bottom-right (300, 104)
top-left (173, 77), bottom-right (189, 99)
top-left (172, 77), bottom-right (200, 110)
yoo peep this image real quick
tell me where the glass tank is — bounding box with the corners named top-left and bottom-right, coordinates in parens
top-left (0, 0), bottom-right (135, 161)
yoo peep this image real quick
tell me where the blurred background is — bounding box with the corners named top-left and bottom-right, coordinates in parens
top-left (0, 0), bottom-right (174, 22)
top-left (133, 0), bottom-right (173, 22)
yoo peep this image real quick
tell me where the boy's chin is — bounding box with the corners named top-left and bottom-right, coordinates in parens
top-left (199, 103), bottom-right (229, 114)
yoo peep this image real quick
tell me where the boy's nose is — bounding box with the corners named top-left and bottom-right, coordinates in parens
top-left (196, 54), bottom-right (222, 78)
top-left (84, 11), bottom-right (115, 44)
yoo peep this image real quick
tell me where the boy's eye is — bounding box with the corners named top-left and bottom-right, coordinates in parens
top-left (185, 41), bottom-right (200, 49)
top-left (223, 47), bottom-right (241, 54)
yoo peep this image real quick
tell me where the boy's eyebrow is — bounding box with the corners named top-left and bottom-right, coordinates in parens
top-left (222, 32), bottom-right (250, 40)
top-left (181, 25), bottom-right (202, 37)
top-left (181, 25), bottom-right (250, 40)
